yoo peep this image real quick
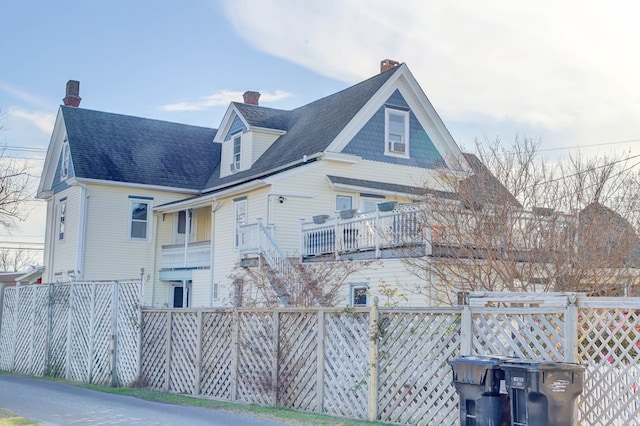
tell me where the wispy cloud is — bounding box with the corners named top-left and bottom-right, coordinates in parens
top-left (224, 0), bottom-right (640, 151)
top-left (0, 81), bottom-right (52, 110)
top-left (7, 108), bottom-right (55, 134)
top-left (161, 89), bottom-right (293, 112)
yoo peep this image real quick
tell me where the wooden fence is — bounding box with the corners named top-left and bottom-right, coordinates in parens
top-left (0, 281), bottom-right (141, 386)
top-left (138, 293), bottom-right (640, 425)
top-left (1, 286), bottom-right (639, 425)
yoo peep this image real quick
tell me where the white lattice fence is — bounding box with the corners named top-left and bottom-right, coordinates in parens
top-left (0, 281), bottom-right (142, 387)
top-left (470, 309), bottom-right (567, 360)
top-left (140, 310), bottom-right (169, 390)
top-left (236, 311), bottom-right (275, 405)
top-left (0, 287), bottom-right (16, 370)
top-left (168, 311), bottom-right (198, 394)
top-left (322, 310), bottom-right (370, 420)
top-left (276, 311), bottom-right (318, 411)
top-left (200, 311), bottom-right (234, 398)
top-left (376, 309), bottom-right (461, 425)
top-left (577, 301), bottom-right (640, 426)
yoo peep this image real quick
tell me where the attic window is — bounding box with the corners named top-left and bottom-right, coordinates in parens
top-left (385, 108), bottom-right (409, 158)
top-left (230, 133), bottom-right (241, 172)
top-left (61, 139), bottom-right (70, 179)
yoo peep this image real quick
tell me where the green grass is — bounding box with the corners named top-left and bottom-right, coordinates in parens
top-left (0, 409), bottom-right (37, 426)
top-left (1, 372), bottom-right (386, 425)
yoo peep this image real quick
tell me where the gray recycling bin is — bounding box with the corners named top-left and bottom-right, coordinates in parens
top-left (449, 355), bottom-right (513, 426)
top-left (501, 360), bottom-right (584, 426)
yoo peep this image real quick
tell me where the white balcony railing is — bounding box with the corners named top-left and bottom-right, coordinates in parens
top-left (301, 205), bottom-right (428, 258)
top-left (161, 241), bottom-right (211, 269)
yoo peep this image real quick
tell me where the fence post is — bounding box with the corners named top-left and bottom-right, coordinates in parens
top-left (460, 295), bottom-right (472, 355)
top-left (110, 281), bottom-right (120, 386)
top-left (45, 284), bottom-right (54, 376)
top-left (272, 310), bottom-right (280, 407)
top-left (65, 282), bottom-right (74, 380)
top-left (368, 300), bottom-right (380, 422)
top-left (230, 310), bottom-right (240, 401)
top-left (164, 310), bottom-right (172, 392)
top-left (564, 293), bottom-right (579, 362)
top-left (316, 309), bottom-right (325, 414)
top-left (194, 309), bottom-right (203, 395)
top-left (89, 282), bottom-right (97, 383)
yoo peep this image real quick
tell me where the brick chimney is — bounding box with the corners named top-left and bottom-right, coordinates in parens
top-left (380, 59), bottom-right (400, 73)
top-left (243, 91), bottom-right (260, 106)
top-left (63, 80), bottom-right (81, 107)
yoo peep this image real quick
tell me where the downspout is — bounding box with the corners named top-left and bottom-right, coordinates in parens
top-left (76, 182), bottom-right (90, 281)
top-left (209, 199), bottom-right (221, 307)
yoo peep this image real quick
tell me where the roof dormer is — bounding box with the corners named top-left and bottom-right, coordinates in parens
top-left (215, 93), bottom-right (289, 178)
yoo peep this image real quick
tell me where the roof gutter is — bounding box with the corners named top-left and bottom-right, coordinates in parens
top-left (154, 180), bottom-right (267, 213)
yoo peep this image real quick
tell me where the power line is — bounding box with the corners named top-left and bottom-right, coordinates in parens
top-left (537, 138), bottom-right (640, 154)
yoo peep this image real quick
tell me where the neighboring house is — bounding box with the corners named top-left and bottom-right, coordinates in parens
top-left (38, 61), bottom-right (524, 308)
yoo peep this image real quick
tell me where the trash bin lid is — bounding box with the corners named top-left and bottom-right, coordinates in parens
top-left (500, 359), bottom-right (585, 372)
top-left (449, 355), bottom-right (515, 385)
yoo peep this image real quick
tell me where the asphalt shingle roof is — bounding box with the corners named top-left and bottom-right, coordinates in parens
top-left (62, 106), bottom-right (219, 190)
top-left (203, 65), bottom-right (401, 189)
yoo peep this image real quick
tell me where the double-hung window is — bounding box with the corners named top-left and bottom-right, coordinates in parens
top-left (129, 197), bottom-right (152, 241)
top-left (231, 133), bottom-right (241, 172)
top-left (58, 198), bottom-right (67, 241)
top-left (385, 108), bottom-right (410, 157)
top-left (61, 139), bottom-right (70, 179)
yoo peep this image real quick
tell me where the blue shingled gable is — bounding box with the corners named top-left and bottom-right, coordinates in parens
top-left (223, 115), bottom-right (248, 141)
top-left (342, 90), bottom-right (445, 168)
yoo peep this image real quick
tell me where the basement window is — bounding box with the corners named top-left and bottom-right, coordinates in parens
top-left (350, 283), bottom-right (368, 307)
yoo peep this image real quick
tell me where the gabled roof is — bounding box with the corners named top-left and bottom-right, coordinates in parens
top-left (204, 65), bottom-right (402, 189)
top-left (61, 106), bottom-right (219, 190)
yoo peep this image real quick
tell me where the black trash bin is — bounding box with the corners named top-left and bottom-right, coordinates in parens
top-left (500, 360), bottom-right (584, 426)
top-left (449, 355), bottom-right (513, 426)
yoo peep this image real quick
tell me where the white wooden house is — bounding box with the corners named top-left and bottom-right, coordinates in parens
top-left (38, 61), bottom-right (518, 307)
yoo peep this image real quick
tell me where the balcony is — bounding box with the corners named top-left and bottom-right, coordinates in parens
top-left (161, 241), bottom-right (211, 269)
top-left (301, 204), bottom-right (429, 260)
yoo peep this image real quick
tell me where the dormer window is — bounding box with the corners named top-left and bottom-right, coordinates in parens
top-left (61, 138), bottom-right (70, 179)
top-left (230, 133), bottom-right (241, 172)
top-left (385, 108), bottom-right (409, 158)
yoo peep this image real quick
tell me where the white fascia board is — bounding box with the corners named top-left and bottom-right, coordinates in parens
top-left (321, 151), bottom-right (361, 163)
top-left (37, 108), bottom-right (65, 197)
top-left (247, 126), bottom-right (287, 136)
top-left (213, 104), bottom-right (250, 143)
top-left (154, 180), bottom-right (269, 213)
top-left (201, 152), bottom-right (323, 193)
top-left (71, 177), bottom-right (201, 195)
top-left (262, 158), bottom-right (323, 184)
top-left (327, 179), bottom-right (416, 199)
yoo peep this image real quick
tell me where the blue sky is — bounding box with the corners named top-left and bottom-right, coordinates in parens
top-left (1, 0), bottom-right (640, 264)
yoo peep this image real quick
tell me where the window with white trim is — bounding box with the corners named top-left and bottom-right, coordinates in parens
top-left (129, 198), bottom-right (151, 240)
top-left (234, 198), bottom-right (247, 249)
top-left (230, 133), bottom-right (241, 172)
top-left (336, 195), bottom-right (353, 212)
top-left (58, 198), bottom-right (67, 241)
top-left (61, 139), bottom-right (70, 179)
top-left (350, 283), bottom-right (368, 307)
top-left (385, 108), bottom-right (410, 157)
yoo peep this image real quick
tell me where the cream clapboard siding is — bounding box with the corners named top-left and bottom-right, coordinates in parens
top-left (262, 158), bottom-right (449, 255)
top-left (45, 186), bottom-right (82, 282)
top-left (81, 184), bottom-right (191, 283)
top-left (250, 131), bottom-right (279, 166)
top-left (194, 206), bottom-right (210, 241)
top-left (201, 158), bottom-right (453, 308)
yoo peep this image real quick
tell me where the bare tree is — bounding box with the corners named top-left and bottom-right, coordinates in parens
top-left (230, 259), bottom-right (374, 307)
top-left (400, 137), bottom-right (640, 304)
top-left (0, 247), bottom-right (40, 272)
